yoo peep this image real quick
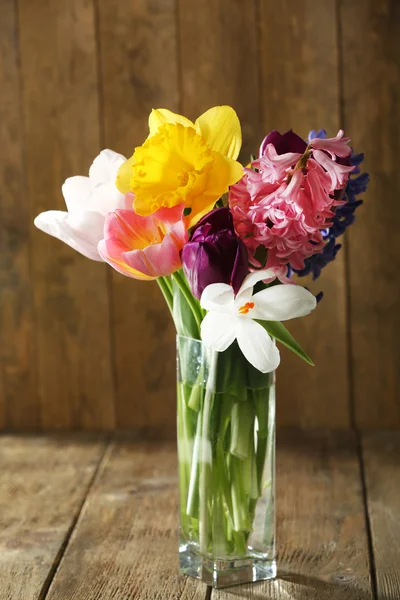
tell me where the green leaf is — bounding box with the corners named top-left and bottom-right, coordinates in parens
top-left (256, 320), bottom-right (314, 367)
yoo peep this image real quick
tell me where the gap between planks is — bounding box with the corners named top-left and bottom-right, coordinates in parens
top-left (38, 437), bottom-right (111, 600)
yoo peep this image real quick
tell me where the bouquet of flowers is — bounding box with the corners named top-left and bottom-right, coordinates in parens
top-left (35, 106), bottom-right (368, 588)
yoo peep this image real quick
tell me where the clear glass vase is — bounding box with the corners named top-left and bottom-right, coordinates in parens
top-left (177, 335), bottom-right (276, 588)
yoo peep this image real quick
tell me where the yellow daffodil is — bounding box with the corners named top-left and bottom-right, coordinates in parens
top-left (116, 106), bottom-right (243, 228)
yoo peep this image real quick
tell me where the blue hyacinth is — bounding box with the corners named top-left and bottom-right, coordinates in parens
top-left (293, 130), bottom-right (369, 281)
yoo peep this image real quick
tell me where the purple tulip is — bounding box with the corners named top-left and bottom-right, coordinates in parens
top-left (181, 207), bottom-right (249, 299)
top-left (259, 129), bottom-right (307, 157)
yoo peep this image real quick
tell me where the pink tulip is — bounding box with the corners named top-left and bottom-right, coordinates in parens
top-left (98, 202), bottom-right (188, 280)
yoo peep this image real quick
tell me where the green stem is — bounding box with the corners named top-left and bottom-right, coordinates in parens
top-left (172, 270), bottom-right (202, 332)
top-left (199, 350), bottom-right (218, 554)
top-left (157, 276), bottom-right (173, 316)
top-left (186, 412), bottom-right (202, 517)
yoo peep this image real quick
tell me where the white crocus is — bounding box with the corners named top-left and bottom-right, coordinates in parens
top-left (34, 149), bottom-right (129, 261)
top-left (200, 269), bottom-right (317, 373)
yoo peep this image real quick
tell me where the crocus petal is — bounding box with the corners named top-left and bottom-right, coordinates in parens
top-left (200, 311), bottom-right (237, 352)
top-left (237, 269), bottom-right (276, 298)
top-left (88, 149), bottom-right (127, 186)
top-left (200, 283), bottom-right (235, 312)
top-left (236, 318), bottom-right (280, 373)
top-left (34, 210), bottom-right (105, 261)
top-left (148, 108), bottom-right (194, 137)
top-left (195, 106), bottom-right (242, 160)
top-left (251, 284), bottom-right (317, 321)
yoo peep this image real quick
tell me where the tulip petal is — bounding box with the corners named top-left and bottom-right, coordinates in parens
top-left (200, 283), bottom-right (234, 312)
top-left (98, 239), bottom-right (154, 280)
top-left (88, 149), bottom-right (127, 186)
top-left (99, 206), bottom-right (186, 280)
top-left (236, 318), bottom-right (280, 373)
top-left (62, 175), bottom-right (127, 218)
top-left (62, 176), bottom-right (92, 213)
top-left (195, 106), bottom-right (242, 160)
top-left (34, 210), bottom-right (104, 261)
top-left (148, 108), bottom-right (194, 137)
top-left (252, 284), bottom-right (317, 321)
top-left (201, 311), bottom-right (237, 352)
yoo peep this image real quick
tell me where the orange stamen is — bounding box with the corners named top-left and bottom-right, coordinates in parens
top-left (238, 301), bottom-right (255, 315)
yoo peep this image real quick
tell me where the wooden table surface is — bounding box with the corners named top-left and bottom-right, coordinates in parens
top-left (0, 430), bottom-right (398, 600)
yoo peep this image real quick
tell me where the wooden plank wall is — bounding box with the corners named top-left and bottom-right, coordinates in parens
top-left (0, 0), bottom-right (398, 431)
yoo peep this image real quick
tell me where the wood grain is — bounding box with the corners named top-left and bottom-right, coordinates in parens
top-left (0, 434), bottom-right (105, 600)
top-left (0, 0), bottom-right (38, 429)
top-left (18, 0), bottom-right (115, 430)
top-left (362, 431), bottom-right (400, 599)
top-left (340, 0), bottom-right (400, 428)
top-left (96, 0), bottom-right (178, 429)
top-left (178, 0), bottom-right (261, 158)
top-left (44, 436), bottom-right (208, 599)
top-left (258, 0), bottom-right (350, 428)
top-left (213, 430), bottom-right (372, 599)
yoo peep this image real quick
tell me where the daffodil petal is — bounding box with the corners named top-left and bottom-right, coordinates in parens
top-left (200, 283), bottom-right (235, 312)
top-left (201, 311), bottom-right (237, 352)
top-left (116, 156), bottom-right (135, 194)
top-left (236, 319), bottom-right (280, 373)
top-left (184, 194), bottom-right (220, 229)
top-left (195, 106), bottom-right (242, 160)
top-left (148, 108), bottom-right (194, 137)
top-left (205, 151), bottom-right (244, 196)
top-left (252, 284), bottom-right (317, 321)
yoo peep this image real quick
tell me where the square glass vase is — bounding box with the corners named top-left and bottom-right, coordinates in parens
top-left (177, 335), bottom-right (276, 589)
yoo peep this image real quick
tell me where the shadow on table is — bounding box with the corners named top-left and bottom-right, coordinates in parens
top-left (217, 570), bottom-right (374, 599)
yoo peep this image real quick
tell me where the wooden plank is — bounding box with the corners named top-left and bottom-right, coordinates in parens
top-left (214, 430), bottom-right (372, 599)
top-left (18, 0), bottom-right (115, 429)
top-left (258, 1), bottom-right (350, 428)
top-left (96, 0), bottom-right (179, 429)
top-left (340, 0), bottom-right (400, 427)
top-left (0, 0), bottom-right (38, 429)
top-left (178, 0), bottom-right (261, 158)
top-left (0, 434), bottom-right (106, 599)
top-left (362, 431), bottom-right (400, 599)
top-left (44, 436), bottom-right (208, 599)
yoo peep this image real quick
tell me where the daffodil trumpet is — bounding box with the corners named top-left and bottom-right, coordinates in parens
top-left (34, 107), bottom-right (368, 588)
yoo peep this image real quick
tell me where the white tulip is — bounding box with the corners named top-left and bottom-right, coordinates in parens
top-left (34, 149), bottom-right (128, 261)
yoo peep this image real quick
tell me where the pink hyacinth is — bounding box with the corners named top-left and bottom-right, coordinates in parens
top-left (229, 130), bottom-right (355, 274)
